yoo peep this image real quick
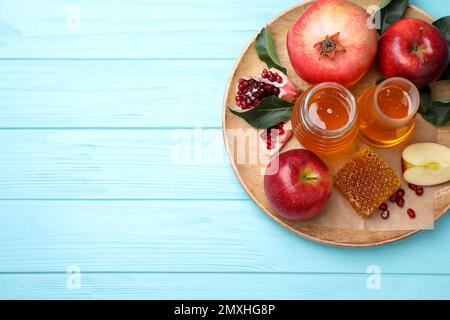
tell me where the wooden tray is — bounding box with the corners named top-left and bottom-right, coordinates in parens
top-left (222, 0), bottom-right (450, 247)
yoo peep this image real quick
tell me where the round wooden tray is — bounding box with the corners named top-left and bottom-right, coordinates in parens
top-left (222, 0), bottom-right (450, 247)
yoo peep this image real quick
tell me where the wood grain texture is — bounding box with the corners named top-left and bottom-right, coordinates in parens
top-left (0, 0), bottom-right (446, 59)
top-left (0, 129), bottom-right (246, 199)
top-left (223, 1), bottom-right (450, 246)
top-left (0, 0), bottom-right (449, 299)
top-left (1, 273), bottom-right (450, 299)
top-left (0, 0), bottom-right (300, 59)
top-left (0, 200), bottom-right (449, 274)
top-left (0, 60), bottom-right (232, 128)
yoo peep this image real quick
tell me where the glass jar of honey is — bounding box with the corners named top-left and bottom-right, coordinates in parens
top-left (292, 82), bottom-right (359, 155)
top-left (358, 77), bottom-right (420, 148)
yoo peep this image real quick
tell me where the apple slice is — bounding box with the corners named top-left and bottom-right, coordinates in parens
top-left (402, 143), bottom-right (450, 186)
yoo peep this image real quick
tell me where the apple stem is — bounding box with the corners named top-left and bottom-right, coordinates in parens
top-left (415, 27), bottom-right (425, 48)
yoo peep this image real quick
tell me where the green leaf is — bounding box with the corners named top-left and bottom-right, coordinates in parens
top-left (255, 26), bottom-right (287, 74)
top-left (419, 86), bottom-right (432, 113)
top-left (433, 16), bottom-right (450, 81)
top-left (380, 0), bottom-right (393, 10)
top-left (419, 100), bottom-right (450, 127)
top-left (381, 0), bottom-right (409, 33)
top-left (433, 16), bottom-right (450, 45)
top-left (438, 65), bottom-right (450, 81)
top-left (418, 86), bottom-right (450, 126)
top-left (228, 96), bottom-right (293, 129)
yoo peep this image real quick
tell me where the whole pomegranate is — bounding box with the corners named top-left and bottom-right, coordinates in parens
top-left (287, 0), bottom-right (378, 86)
top-left (235, 68), bottom-right (298, 110)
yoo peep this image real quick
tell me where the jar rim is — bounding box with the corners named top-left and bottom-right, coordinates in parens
top-left (300, 82), bottom-right (357, 139)
top-left (372, 77), bottom-right (420, 126)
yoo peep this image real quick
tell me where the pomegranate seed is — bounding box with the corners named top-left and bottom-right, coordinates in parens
top-left (396, 197), bottom-right (405, 207)
top-left (389, 194), bottom-right (397, 202)
top-left (379, 203), bottom-right (388, 211)
top-left (236, 72), bottom-right (290, 111)
top-left (381, 210), bottom-right (390, 219)
top-left (408, 183), bottom-right (418, 190)
top-left (396, 188), bottom-right (405, 198)
top-left (415, 188), bottom-right (424, 196)
top-left (407, 208), bottom-right (416, 219)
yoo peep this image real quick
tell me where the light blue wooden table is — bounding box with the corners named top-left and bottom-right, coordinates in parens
top-left (0, 0), bottom-right (449, 299)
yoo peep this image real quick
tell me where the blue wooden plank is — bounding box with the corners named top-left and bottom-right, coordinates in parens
top-left (0, 60), bottom-right (232, 128)
top-left (0, 0), bottom-right (449, 300)
top-left (0, 0), bottom-right (446, 58)
top-left (0, 272), bottom-right (449, 299)
top-left (0, 0), bottom-right (298, 58)
top-left (0, 129), bottom-right (246, 199)
top-left (0, 200), bottom-right (448, 274)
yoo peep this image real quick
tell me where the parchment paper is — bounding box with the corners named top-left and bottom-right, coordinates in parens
top-left (299, 116), bottom-right (441, 231)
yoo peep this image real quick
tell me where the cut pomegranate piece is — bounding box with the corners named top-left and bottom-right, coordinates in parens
top-left (234, 69), bottom-right (298, 157)
top-left (259, 121), bottom-right (293, 157)
top-left (381, 210), bottom-right (390, 219)
top-left (379, 203), bottom-right (388, 211)
top-left (235, 68), bottom-right (299, 110)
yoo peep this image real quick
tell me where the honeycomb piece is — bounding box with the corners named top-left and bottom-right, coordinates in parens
top-left (334, 147), bottom-right (401, 218)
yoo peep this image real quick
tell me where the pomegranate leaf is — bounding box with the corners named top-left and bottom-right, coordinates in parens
top-left (380, 0), bottom-right (393, 10)
top-left (439, 65), bottom-right (450, 81)
top-left (380, 0), bottom-right (408, 33)
top-left (433, 16), bottom-right (450, 44)
top-left (228, 96), bottom-right (293, 129)
top-left (418, 86), bottom-right (450, 126)
top-left (419, 86), bottom-right (433, 113)
top-left (433, 16), bottom-right (450, 81)
top-left (420, 100), bottom-right (450, 126)
top-left (255, 26), bottom-right (287, 74)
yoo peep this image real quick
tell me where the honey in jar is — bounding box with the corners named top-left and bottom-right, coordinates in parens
top-left (292, 82), bottom-right (359, 155)
top-left (358, 77), bottom-right (420, 148)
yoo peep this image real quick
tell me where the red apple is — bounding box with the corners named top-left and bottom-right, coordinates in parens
top-left (378, 18), bottom-right (450, 88)
top-left (264, 149), bottom-right (332, 220)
